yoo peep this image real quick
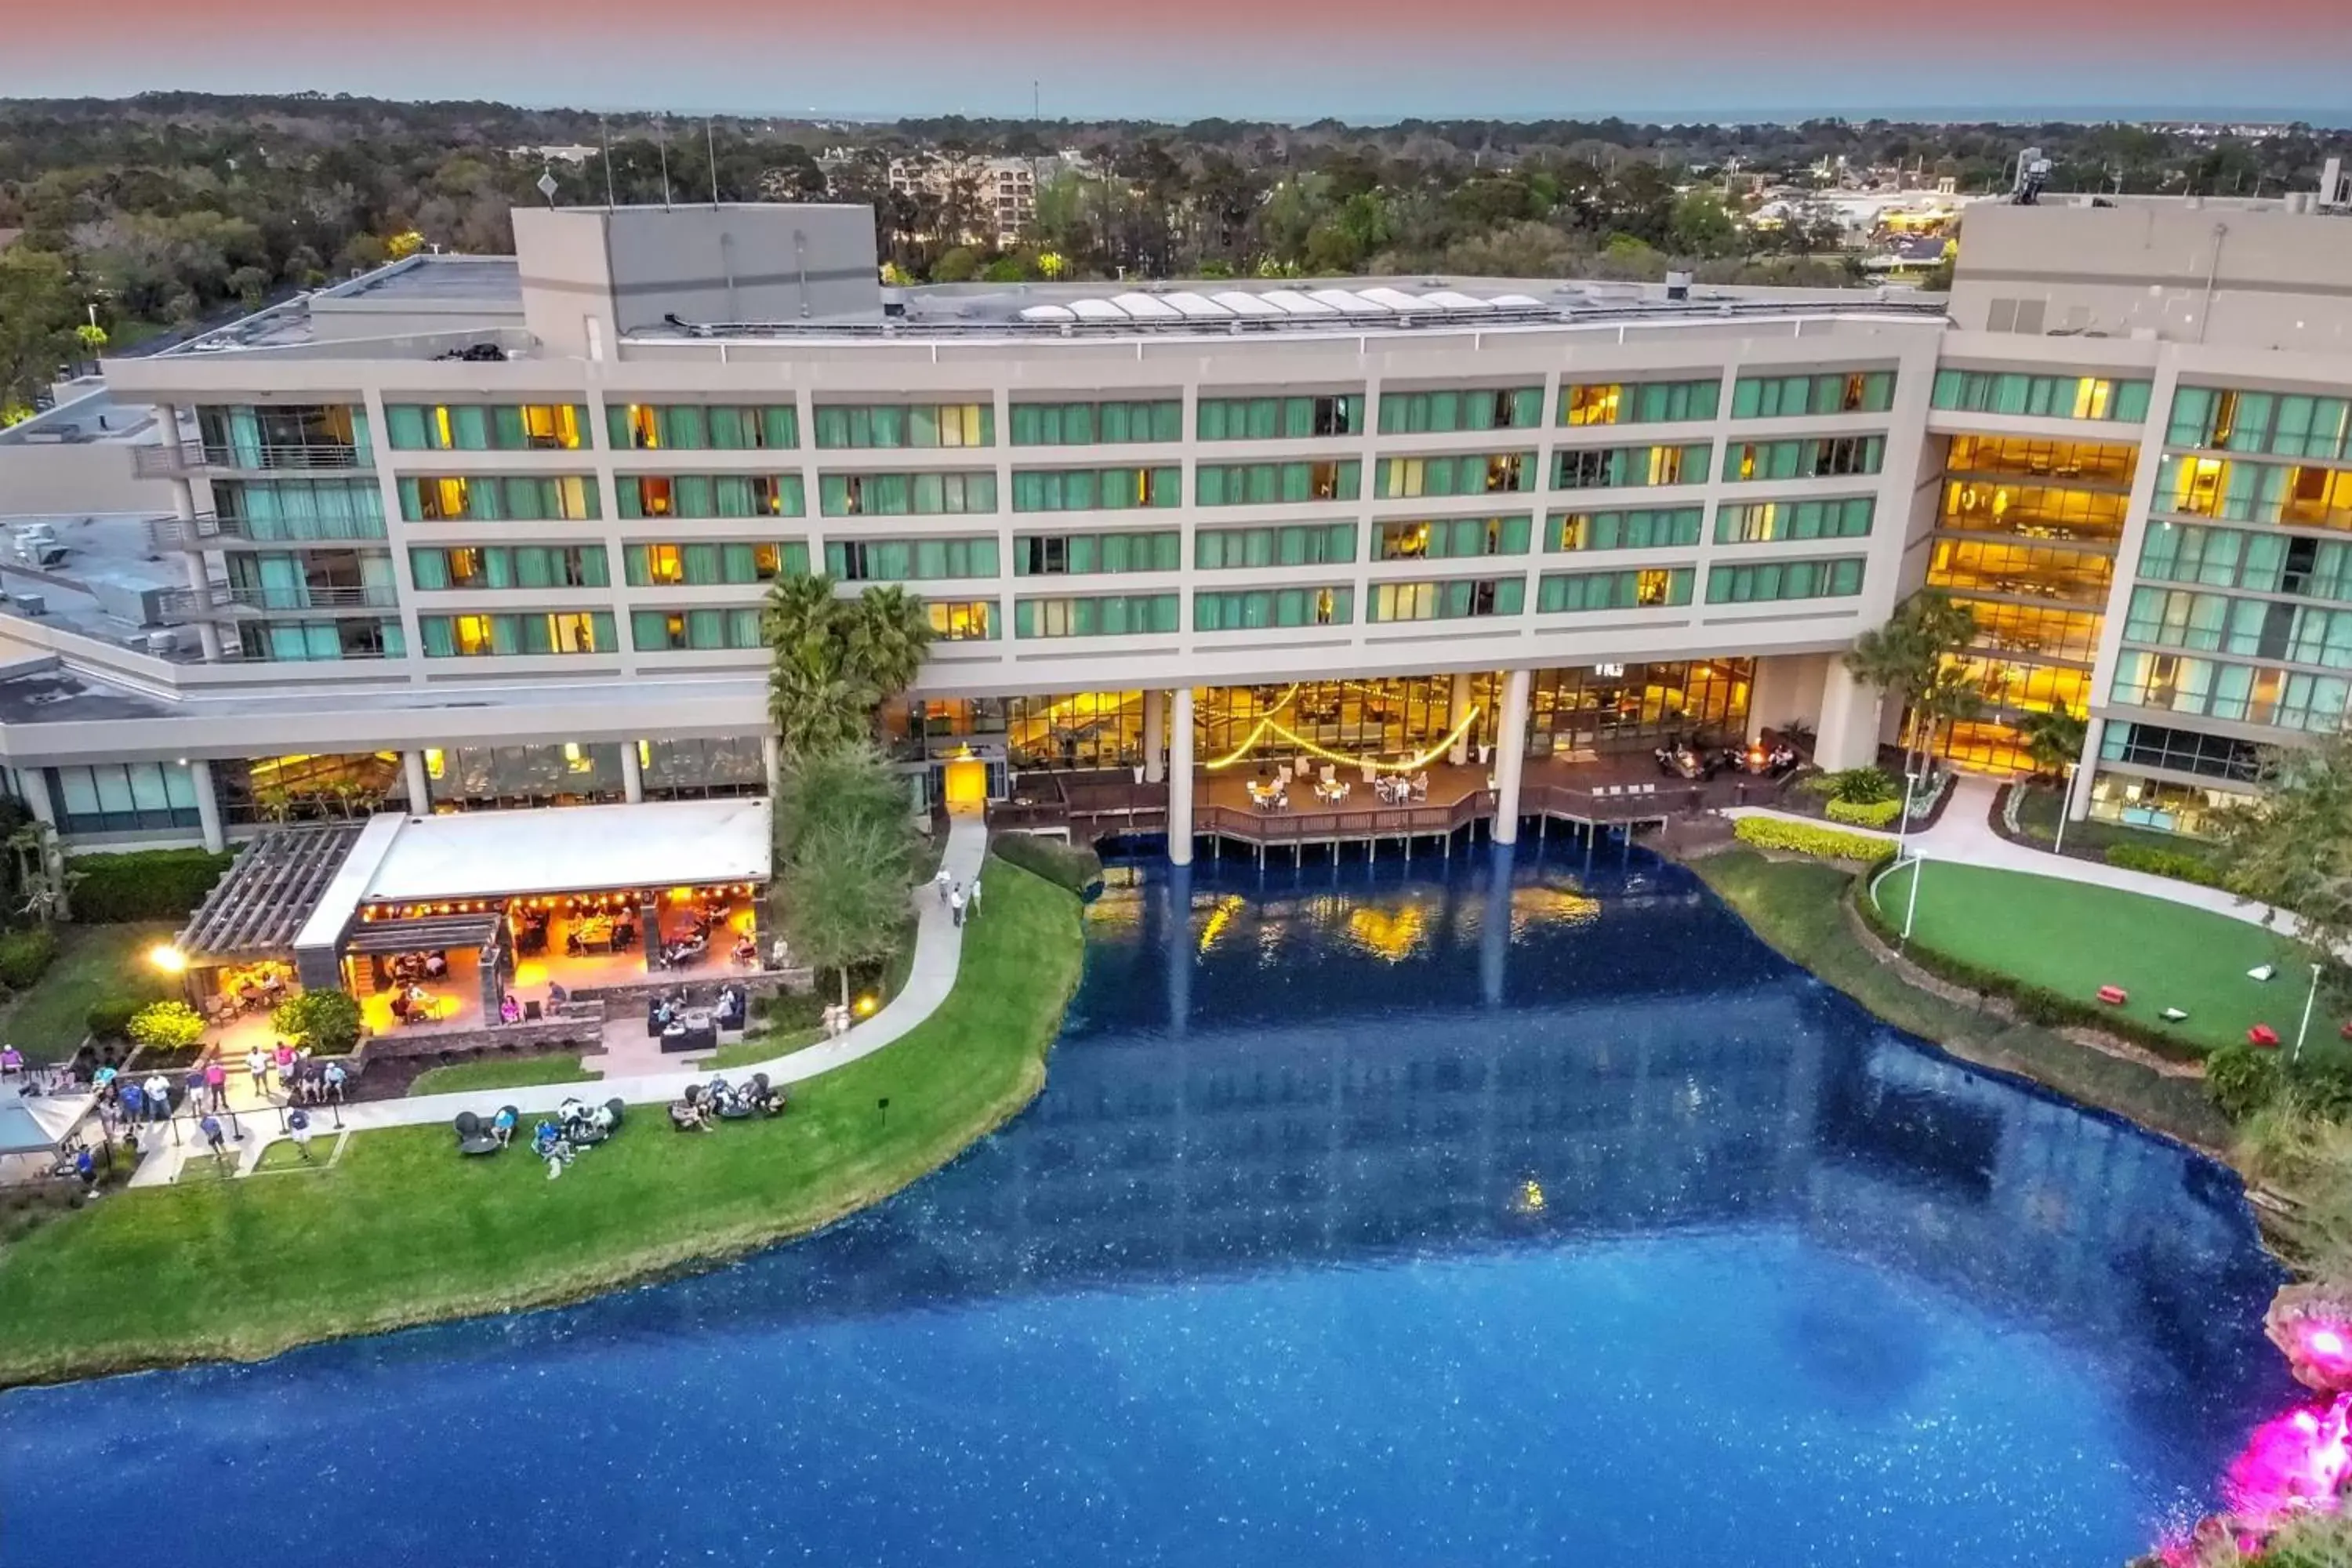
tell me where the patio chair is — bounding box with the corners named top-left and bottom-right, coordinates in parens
top-left (1319, 763), bottom-right (1337, 787)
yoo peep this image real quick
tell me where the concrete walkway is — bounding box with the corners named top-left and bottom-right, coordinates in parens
top-left (1731, 775), bottom-right (2319, 941)
top-left (130, 814), bottom-right (990, 1185)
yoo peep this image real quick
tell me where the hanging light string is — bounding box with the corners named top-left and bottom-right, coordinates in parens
top-left (1200, 683), bottom-right (1302, 769)
top-left (1204, 705), bottom-right (1483, 775)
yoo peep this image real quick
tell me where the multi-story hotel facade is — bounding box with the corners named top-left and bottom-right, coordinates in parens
top-left (0, 194), bottom-right (2347, 859)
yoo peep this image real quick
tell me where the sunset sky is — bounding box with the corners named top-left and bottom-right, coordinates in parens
top-left (4, 0), bottom-right (2347, 121)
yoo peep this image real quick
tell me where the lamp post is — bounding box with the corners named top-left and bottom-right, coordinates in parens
top-left (2296, 962), bottom-right (2325, 1064)
top-left (1902, 849), bottom-right (1927, 942)
top-left (1893, 768), bottom-right (1921, 862)
top-left (2052, 761), bottom-right (2080, 858)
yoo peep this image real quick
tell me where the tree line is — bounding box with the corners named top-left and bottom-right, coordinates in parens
top-left (4, 93), bottom-right (2348, 419)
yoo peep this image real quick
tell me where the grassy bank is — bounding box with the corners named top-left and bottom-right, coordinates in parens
top-left (1692, 848), bottom-right (2230, 1151)
top-left (0, 856), bottom-right (1083, 1387)
top-left (3, 922), bottom-right (176, 1061)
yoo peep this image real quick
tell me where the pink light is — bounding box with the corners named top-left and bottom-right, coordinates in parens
top-left (2225, 1392), bottom-right (2352, 1530)
top-left (2315, 1329), bottom-right (2349, 1359)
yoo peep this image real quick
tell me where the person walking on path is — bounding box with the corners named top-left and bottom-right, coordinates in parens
top-left (967, 877), bottom-right (982, 920)
top-left (288, 1107), bottom-right (314, 1162)
top-left (183, 1069), bottom-right (205, 1120)
top-left (935, 864), bottom-right (953, 905)
top-left (198, 1113), bottom-right (227, 1169)
top-left (949, 884), bottom-right (966, 927)
top-left (245, 1047), bottom-right (268, 1096)
top-left (202, 1058), bottom-right (227, 1112)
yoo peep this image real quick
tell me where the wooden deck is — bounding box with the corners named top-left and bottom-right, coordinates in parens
top-left (991, 752), bottom-right (1796, 852)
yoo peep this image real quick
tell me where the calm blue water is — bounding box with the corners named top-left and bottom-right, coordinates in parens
top-left (0, 845), bottom-right (2292, 1566)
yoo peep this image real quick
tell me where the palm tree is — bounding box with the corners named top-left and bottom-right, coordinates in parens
top-left (2017, 707), bottom-right (2089, 782)
top-left (1843, 589), bottom-right (1979, 779)
top-left (841, 585), bottom-right (935, 710)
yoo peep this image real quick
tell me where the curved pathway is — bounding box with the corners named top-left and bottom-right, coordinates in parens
top-left (1730, 775), bottom-right (2323, 941)
top-left (130, 815), bottom-right (989, 1185)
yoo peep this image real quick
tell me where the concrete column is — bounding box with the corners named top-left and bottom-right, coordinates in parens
top-left (1480, 840), bottom-right (1515, 1007)
top-left (619, 741), bottom-right (645, 804)
top-left (19, 767), bottom-right (55, 829)
top-left (187, 758), bottom-right (224, 854)
top-left (1490, 668), bottom-right (1531, 846)
top-left (1448, 670), bottom-right (1475, 765)
top-left (1745, 653), bottom-right (1824, 745)
top-left (401, 750), bottom-right (432, 815)
top-left (2067, 717), bottom-right (2103, 822)
top-left (1168, 687), bottom-right (1195, 866)
top-left (1811, 661), bottom-right (1884, 771)
top-left (1143, 688), bottom-right (1166, 784)
top-left (1165, 860), bottom-right (1192, 1038)
top-left (762, 734), bottom-right (783, 798)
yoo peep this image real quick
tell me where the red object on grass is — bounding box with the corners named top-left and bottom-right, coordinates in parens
top-left (2251, 1025), bottom-right (2282, 1048)
top-left (2097, 985), bottom-right (2128, 1006)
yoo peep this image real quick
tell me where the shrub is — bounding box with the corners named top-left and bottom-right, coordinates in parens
top-left (85, 995), bottom-right (144, 1040)
top-left (1808, 766), bottom-right (1897, 804)
top-left (1733, 817), bottom-right (1896, 866)
top-left (2292, 1058), bottom-right (2352, 1123)
top-left (126, 1000), bottom-right (205, 1053)
top-left (66, 847), bottom-right (234, 923)
top-left (271, 988), bottom-right (364, 1055)
top-left (2103, 842), bottom-right (2228, 888)
top-left (990, 833), bottom-right (1103, 895)
top-left (1824, 797), bottom-right (1903, 829)
top-left (0, 927), bottom-right (57, 990)
top-left (2208, 1041), bottom-right (2287, 1121)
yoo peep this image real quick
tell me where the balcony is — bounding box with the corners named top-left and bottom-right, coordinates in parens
top-left (132, 441), bottom-right (367, 477)
top-left (156, 583), bottom-right (399, 620)
top-left (147, 513), bottom-right (389, 551)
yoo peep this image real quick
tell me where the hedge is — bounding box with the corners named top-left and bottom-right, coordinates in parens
top-left (990, 833), bottom-right (1104, 897)
top-left (0, 927), bottom-right (56, 991)
top-left (67, 847), bottom-right (235, 924)
top-left (1733, 816), bottom-right (1896, 866)
top-left (2103, 842), bottom-right (2229, 889)
top-left (1825, 797), bottom-right (1903, 829)
top-left (1846, 872), bottom-right (2209, 1064)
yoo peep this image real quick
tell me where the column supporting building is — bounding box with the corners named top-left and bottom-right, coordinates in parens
top-left (1448, 670), bottom-right (1475, 765)
top-left (187, 758), bottom-right (224, 854)
top-left (1143, 688), bottom-right (1167, 784)
top-left (619, 741), bottom-right (645, 804)
top-left (1490, 668), bottom-right (1531, 846)
top-left (762, 734), bottom-right (783, 800)
top-left (402, 750), bottom-right (432, 816)
top-left (1811, 662), bottom-right (1884, 772)
top-left (1167, 687), bottom-right (1195, 866)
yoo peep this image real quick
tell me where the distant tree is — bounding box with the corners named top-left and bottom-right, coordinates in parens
top-left (931, 245), bottom-right (982, 283)
top-left (272, 988), bottom-right (363, 1055)
top-left (762, 576), bottom-right (935, 761)
top-left (783, 815), bottom-right (914, 1006)
top-left (0, 247), bottom-right (81, 421)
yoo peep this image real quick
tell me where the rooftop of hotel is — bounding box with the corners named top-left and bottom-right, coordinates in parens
top-left (136, 250), bottom-right (1944, 364)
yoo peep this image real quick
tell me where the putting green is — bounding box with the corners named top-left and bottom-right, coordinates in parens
top-left (1871, 860), bottom-right (2312, 1055)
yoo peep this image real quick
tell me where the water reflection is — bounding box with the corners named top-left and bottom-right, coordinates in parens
top-left (0, 845), bottom-right (2293, 1568)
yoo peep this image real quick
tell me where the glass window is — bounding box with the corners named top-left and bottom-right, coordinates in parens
top-left (1704, 557), bottom-right (1867, 604)
top-left (1714, 496), bottom-right (1875, 544)
top-left (1548, 506), bottom-right (1704, 552)
top-left (1722, 435), bottom-right (1886, 481)
top-left (1192, 586), bottom-right (1354, 630)
top-left (1559, 379), bottom-right (1719, 426)
top-left (1552, 444), bottom-right (1711, 491)
top-left (1197, 394), bottom-right (1361, 441)
top-left (1932, 370), bottom-right (2151, 423)
top-left (1007, 399), bottom-right (1182, 445)
top-left (1014, 531), bottom-right (1183, 575)
top-left (1378, 387), bottom-right (1543, 434)
top-left (814, 403), bottom-right (994, 449)
top-left (1730, 371), bottom-right (1895, 419)
top-left (1195, 461), bottom-right (1362, 506)
top-left (385, 403), bottom-right (588, 451)
top-left (1536, 568), bottom-right (1693, 613)
top-left (1012, 593), bottom-right (1181, 638)
top-left (1365, 576), bottom-right (1526, 622)
top-left (818, 471), bottom-right (997, 517)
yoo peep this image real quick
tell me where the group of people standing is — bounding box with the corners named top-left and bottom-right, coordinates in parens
top-left (933, 866), bottom-right (984, 927)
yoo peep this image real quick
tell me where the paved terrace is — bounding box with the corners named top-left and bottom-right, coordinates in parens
top-left (123, 815), bottom-right (987, 1185)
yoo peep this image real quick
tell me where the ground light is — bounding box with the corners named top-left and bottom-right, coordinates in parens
top-left (853, 994), bottom-right (878, 1018)
top-left (148, 944), bottom-right (186, 974)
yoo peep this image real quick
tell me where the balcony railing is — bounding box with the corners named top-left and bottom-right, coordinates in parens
top-left (157, 583), bottom-right (399, 619)
top-left (148, 512), bottom-right (390, 550)
top-left (133, 441), bottom-right (367, 477)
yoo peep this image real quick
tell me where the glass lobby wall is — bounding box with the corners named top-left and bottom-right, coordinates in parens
top-left (1007, 693), bottom-right (1146, 769)
top-left (424, 743), bottom-right (626, 809)
top-left (1525, 660), bottom-right (1751, 757)
top-left (1193, 677), bottom-right (1497, 768)
top-left (1926, 433), bottom-right (2140, 773)
top-left (220, 753), bottom-right (408, 823)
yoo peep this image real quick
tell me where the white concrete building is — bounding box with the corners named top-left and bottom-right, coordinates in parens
top-left (0, 192), bottom-right (2346, 862)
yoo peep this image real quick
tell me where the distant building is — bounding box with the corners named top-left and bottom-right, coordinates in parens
top-left (887, 155), bottom-right (1041, 247)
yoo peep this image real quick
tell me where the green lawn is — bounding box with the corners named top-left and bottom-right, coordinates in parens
top-left (256, 1136), bottom-right (337, 1173)
top-left (1693, 848), bottom-right (2227, 1151)
top-left (3, 922), bottom-right (176, 1062)
top-left (0, 856), bottom-right (1083, 1386)
top-left (1871, 859), bottom-right (2305, 1054)
top-left (406, 1054), bottom-right (597, 1097)
top-left (705, 1026), bottom-right (826, 1070)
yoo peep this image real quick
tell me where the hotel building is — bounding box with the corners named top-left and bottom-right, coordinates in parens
top-left (0, 191), bottom-right (2348, 860)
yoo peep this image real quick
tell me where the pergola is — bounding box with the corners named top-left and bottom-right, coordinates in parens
top-left (172, 822), bottom-right (369, 987)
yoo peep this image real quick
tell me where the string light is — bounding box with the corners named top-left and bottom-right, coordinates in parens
top-left (1207, 705), bottom-right (1484, 775)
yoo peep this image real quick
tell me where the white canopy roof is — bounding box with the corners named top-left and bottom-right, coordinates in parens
top-left (0, 1093), bottom-right (86, 1156)
top-left (292, 799), bottom-right (771, 951)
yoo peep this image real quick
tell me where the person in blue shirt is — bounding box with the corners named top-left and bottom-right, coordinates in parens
top-left (118, 1081), bottom-right (145, 1122)
top-left (492, 1105), bottom-right (518, 1147)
